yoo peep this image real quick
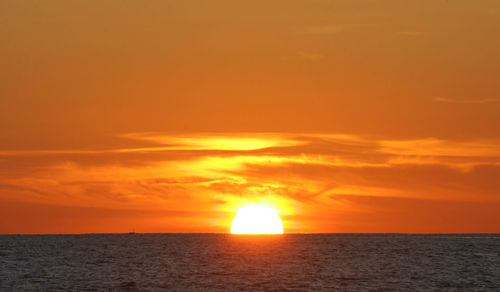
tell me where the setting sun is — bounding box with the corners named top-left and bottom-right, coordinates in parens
top-left (230, 205), bottom-right (284, 234)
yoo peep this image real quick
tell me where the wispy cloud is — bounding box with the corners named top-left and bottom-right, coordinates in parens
top-left (299, 24), bottom-right (373, 35)
top-left (299, 25), bottom-right (345, 35)
top-left (487, 9), bottom-right (500, 15)
top-left (1, 132), bottom-right (499, 233)
top-left (396, 31), bottom-right (424, 36)
top-left (434, 97), bottom-right (500, 104)
top-left (121, 132), bottom-right (303, 151)
top-left (379, 138), bottom-right (500, 157)
top-left (298, 51), bottom-right (325, 60)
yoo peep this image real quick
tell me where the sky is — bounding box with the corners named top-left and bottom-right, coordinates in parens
top-left (1, 0), bottom-right (499, 233)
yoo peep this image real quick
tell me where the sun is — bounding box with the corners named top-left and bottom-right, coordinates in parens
top-left (230, 204), bottom-right (284, 234)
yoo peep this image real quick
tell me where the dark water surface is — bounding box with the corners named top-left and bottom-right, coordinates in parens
top-left (1, 234), bottom-right (499, 291)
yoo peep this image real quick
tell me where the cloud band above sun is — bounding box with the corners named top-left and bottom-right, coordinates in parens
top-left (1, 132), bottom-right (499, 234)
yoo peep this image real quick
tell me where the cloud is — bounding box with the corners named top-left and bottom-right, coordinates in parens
top-left (434, 97), bottom-right (500, 104)
top-left (298, 24), bottom-right (373, 35)
top-left (379, 138), bottom-right (500, 157)
top-left (1, 132), bottom-right (499, 232)
top-left (299, 25), bottom-right (345, 35)
top-left (487, 9), bottom-right (500, 15)
top-left (396, 31), bottom-right (424, 36)
top-left (120, 132), bottom-right (304, 151)
top-left (298, 51), bottom-right (325, 60)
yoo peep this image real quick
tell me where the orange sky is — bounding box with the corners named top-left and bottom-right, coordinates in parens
top-left (1, 1), bottom-right (499, 233)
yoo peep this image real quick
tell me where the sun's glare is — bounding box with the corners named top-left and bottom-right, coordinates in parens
top-left (230, 205), bottom-right (284, 234)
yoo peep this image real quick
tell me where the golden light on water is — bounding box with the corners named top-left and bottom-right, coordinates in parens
top-left (230, 205), bottom-right (284, 234)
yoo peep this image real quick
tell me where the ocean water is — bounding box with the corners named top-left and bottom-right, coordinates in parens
top-left (0, 234), bottom-right (499, 291)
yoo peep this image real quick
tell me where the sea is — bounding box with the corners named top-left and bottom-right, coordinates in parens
top-left (0, 234), bottom-right (499, 291)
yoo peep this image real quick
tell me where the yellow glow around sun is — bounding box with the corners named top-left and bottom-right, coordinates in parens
top-left (230, 205), bottom-right (284, 234)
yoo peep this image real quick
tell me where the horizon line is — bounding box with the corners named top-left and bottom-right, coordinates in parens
top-left (1, 232), bottom-right (499, 236)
